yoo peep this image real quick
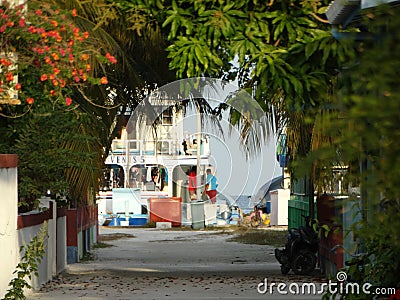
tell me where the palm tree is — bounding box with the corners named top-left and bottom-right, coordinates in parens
top-left (54, 0), bottom-right (179, 205)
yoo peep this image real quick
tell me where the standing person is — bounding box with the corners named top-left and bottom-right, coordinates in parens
top-left (182, 140), bottom-right (189, 155)
top-left (204, 168), bottom-right (218, 204)
top-left (188, 166), bottom-right (197, 199)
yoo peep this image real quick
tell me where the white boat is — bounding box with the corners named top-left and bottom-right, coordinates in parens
top-left (97, 100), bottom-right (232, 227)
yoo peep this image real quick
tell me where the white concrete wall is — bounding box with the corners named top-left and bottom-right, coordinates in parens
top-left (0, 159), bottom-right (67, 298)
top-left (17, 198), bottom-right (56, 290)
top-left (77, 231), bottom-right (83, 260)
top-left (18, 223), bottom-right (50, 289)
top-left (0, 163), bottom-right (19, 298)
top-left (56, 216), bottom-right (67, 274)
top-left (39, 198), bottom-right (57, 279)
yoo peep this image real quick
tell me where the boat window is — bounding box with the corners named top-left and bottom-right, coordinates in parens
top-left (162, 107), bottom-right (173, 125)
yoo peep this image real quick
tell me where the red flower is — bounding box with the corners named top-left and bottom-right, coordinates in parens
top-left (100, 77), bottom-right (108, 84)
top-left (40, 74), bottom-right (48, 81)
top-left (35, 9), bottom-right (42, 16)
top-left (18, 18), bottom-right (25, 27)
top-left (6, 72), bottom-right (13, 81)
top-left (106, 53), bottom-right (117, 64)
top-left (80, 53), bottom-right (89, 61)
top-left (52, 53), bottom-right (60, 60)
top-left (65, 97), bottom-right (72, 106)
top-left (26, 97), bottom-right (34, 105)
top-left (28, 26), bottom-right (36, 33)
top-left (71, 9), bottom-right (77, 17)
top-left (52, 79), bottom-right (58, 86)
top-left (74, 76), bottom-right (80, 83)
top-left (15, 83), bottom-right (21, 90)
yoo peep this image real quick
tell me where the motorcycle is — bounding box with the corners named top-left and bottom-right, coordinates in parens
top-left (274, 215), bottom-right (319, 275)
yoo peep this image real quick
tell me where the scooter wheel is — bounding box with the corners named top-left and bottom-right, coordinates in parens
top-left (291, 249), bottom-right (316, 275)
top-left (281, 264), bottom-right (291, 275)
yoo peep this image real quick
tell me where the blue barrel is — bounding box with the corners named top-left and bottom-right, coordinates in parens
top-left (266, 201), bottom-right (271, 214)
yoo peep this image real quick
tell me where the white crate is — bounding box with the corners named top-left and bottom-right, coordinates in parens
top-left (156, 222), bottom-right (172, 229)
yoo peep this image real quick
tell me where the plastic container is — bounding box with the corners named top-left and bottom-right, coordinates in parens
top-left (191, 200), bottom-right (205, 230)
top-left (148, 197), bottom-right (182, 227)
top-left (129, 214), bottom-right (148, 226)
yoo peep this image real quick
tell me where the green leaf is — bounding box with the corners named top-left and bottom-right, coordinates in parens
top-left (305, 40), bottom-right (319, 59)
top-left (162, 13), bottom-right (176, 28)
top-left (194, 45), bottom-right (205, 65)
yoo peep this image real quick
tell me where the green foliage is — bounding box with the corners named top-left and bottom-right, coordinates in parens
top-left (115, 0), bottom-right (356, 159)
top-left (3, 222), bottom-right (48, 300)
top-left (308, 5), bottom-right (400, 297)
top-left (0, 100), bottom-right (101, 208)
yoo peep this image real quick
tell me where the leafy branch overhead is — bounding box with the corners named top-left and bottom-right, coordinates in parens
top-left (118, 0), bottom-right (355, 161)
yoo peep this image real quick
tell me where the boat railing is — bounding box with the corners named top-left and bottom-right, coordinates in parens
top-left (111, 139), bottom-right (210, 156)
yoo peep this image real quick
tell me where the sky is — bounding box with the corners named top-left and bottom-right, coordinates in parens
top-left (133, 77), bottom-right (283, 199)
top-left (182, 108), bottom-right (282, 197)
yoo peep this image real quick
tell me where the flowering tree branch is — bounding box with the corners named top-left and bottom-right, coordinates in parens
top-left (0, 0), bottom-right (117, 116)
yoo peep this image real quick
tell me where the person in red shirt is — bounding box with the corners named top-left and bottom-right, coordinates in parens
top-left (188, 166), bottom-right (197, 199)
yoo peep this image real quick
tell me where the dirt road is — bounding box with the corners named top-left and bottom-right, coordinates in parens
top-left (27, 227), bottom-right (325, 300)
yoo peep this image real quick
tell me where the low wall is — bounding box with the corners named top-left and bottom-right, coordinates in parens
top-left (0, 155), bottom-right (19, 298)
top-left (66, 205), bottom-right (97, 263)
top-left (57, 208), bottom-right (67, 274)
top-left (17, 198), bottom-right (67, 289)
top-left (0, 155), bottom-right (67, 298)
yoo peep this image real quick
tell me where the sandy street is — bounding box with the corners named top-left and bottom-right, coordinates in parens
top-left (26, 227), bottom-right (325, 300)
